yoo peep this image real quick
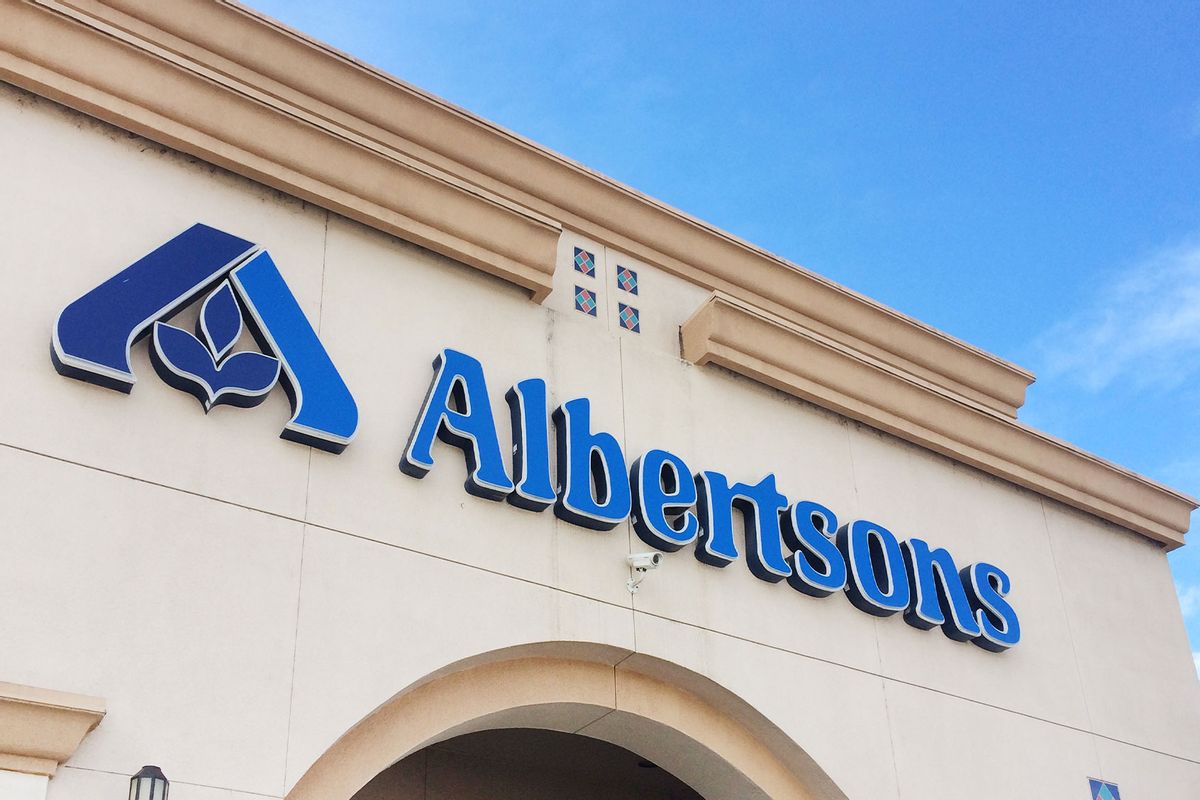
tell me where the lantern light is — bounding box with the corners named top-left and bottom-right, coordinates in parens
top-left (129, 766), bottom-right (169, 800)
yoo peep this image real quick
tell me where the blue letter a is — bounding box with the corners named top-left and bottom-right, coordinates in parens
top-left (401, 349), bottom-right (514, 500)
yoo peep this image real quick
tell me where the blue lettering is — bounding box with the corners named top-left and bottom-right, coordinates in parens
top-left (962, 563), bottom-right (1021, 652)
top-left (395, 348), bottom-right (1022, 653)
top-left (901, 538), bottom-right (983, 641)
top-left (781, 501), bottom-right (847, 597)
top-left (400, 349), bottom-right (514, 500)
top-left (630, 449), bottom-right (699, 551)
top-left (505, 378), bottom-right (556, 511)
top-left (839, 520), bottom-right (910, 616)
top-left (695, 472), bottom-right (790, 581)
top-left (553, 398), bottom-right (631, 530)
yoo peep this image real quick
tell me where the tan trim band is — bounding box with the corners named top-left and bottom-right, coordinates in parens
top-left (0, 682), bottom-right (106, 776)
top-left (0, 0), bottom-right (1029, 415)
top-left (287, 649), bottom-right (842, 800)
top-left (682, 294), bottom-right (1196, 549)
top-left (0, 0), bottom-right (562, 301)
top-left (0, 0), bottom-right (1190, 546)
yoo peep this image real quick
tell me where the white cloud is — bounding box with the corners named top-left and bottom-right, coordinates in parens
top-left (1181, 582), bottom-right (1200, 619)
top-left (1194, 651), bottom-right (1200, 678)
top-left (1035, 240), bottom-right (1200, 392)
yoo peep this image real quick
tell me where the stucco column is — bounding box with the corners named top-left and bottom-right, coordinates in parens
top-left (0, 682), bottom-right (106, 799)
top-left (0, 771), bottom-right (50, 800)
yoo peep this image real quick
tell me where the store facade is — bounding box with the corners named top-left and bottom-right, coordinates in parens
top-left (1, 2), bottom-right (1198, 799)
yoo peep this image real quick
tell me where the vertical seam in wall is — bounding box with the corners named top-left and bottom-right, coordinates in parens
top-left (1040, 497), bottom-right (1105, 776)
top-left (545, 303), bottom-right (564, 605)
top-left (316, 211), bottom-right (330, 335)
top-left (303, 210), bottom-right (329, 528)
top-left (575, 653), bottom-right (633, 735)
top-left (280, 208), bottom-right (329, 795)
top-left (841, 424), bottom-right (884, 676)
top-left (843, 422), bottom-right (903, 797)
top-left (615, 306), bottom-right (639, 650)
top-left (281, 523), bottom-right (307, 795)
top-left (612, 659), bottom-right (620, 723)
top-left (879, 678), bottom-right (904, 800)
top-left (601, 243), bottom-right (614, 334)
top-left (612, 649), bottom-right (637, 713)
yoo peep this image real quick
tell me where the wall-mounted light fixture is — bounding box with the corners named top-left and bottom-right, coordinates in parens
top-left (129, 766), bottom-right (168, 800)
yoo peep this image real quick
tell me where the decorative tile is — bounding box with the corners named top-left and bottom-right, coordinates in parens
top-left (1089, 779), bottom-right (1121, 800)
top-left (618, 302), bottom-right (640, 333)
top-left (616, 265), bottom-right (638, 294)
top-left (574, 285), bottom-right (597, 316)
top-left (573, 247), bottom-right (596, 277)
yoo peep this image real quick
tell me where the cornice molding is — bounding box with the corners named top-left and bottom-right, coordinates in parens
top-left (0, 0), bottom-right (1031, 417)
top-left (682, 294), bottom-right (1196, 549)
top-left (0, 0), bottom-right (562, 301)
top-left (0, 0), bottom-right (1190, 546)
top-left (0, 682), bottom-right (105, 776)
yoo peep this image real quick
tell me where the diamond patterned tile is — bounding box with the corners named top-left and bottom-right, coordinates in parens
top-left (618, 302), bottom-right (640, 333)
top-left (616, 265), bottom-right (638, 294)
top-left (574, 285), bottom-right (597, 316)
top-left (573, 246), bottom-right (596, 277)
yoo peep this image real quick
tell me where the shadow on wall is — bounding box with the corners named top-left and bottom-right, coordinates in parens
top-left (354, 728), bottom-right (704, 800)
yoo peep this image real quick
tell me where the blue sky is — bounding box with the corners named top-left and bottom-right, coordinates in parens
top-left (247, 1), bottom-right (1200, 668)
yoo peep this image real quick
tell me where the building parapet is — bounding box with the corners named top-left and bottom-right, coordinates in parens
top-left (0, 0), bottom-right (1191, 547)
top-left (682, 293), bottom-right (1196, 548)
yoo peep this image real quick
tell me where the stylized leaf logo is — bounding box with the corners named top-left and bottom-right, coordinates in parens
top-left (150, 280), bottom-right (281, 411)
top-left (199, 282), bottom-right (243, 360)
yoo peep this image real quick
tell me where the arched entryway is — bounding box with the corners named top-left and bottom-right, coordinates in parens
top-left (285, 643), bottom-right (847, 800)
top-left (353, 728), bottom-right (704, 799)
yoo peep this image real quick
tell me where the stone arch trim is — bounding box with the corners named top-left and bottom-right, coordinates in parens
top-left (284, 643), bottom-right (846, 800)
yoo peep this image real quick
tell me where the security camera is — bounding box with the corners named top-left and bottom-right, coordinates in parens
top-left (626, 552), bottom-right (664, 593)
top-left (627, 552), bottom-right (664, 571)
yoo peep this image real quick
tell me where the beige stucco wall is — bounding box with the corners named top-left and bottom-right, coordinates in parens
top-left (0, 81), bottom-right (1197, 799)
